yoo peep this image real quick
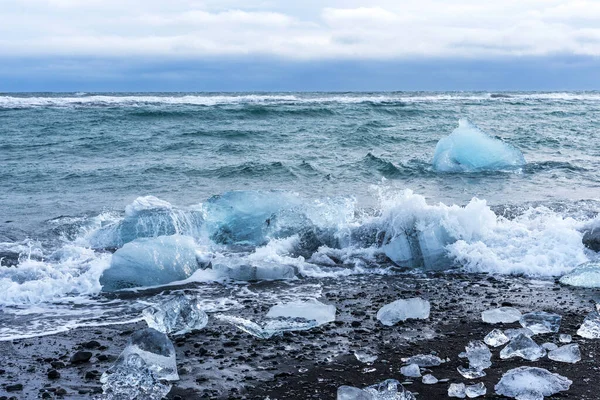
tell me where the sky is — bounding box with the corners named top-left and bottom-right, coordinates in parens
top-left (2, 0), bottom-right (600, 91)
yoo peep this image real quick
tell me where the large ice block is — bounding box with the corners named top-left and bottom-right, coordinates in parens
top-left (577, 311), bottom-right (600, 338)
top-left (499, 334), bottom-right (546, 361)
top-left (559, 262), bottom-right (600, 288)
top-left (377, 298), bottom-right (430, 326)
top-left (494, 367), bottom-right (571, 400)
top-left (519, 311), bottom-right (561, 334)
top-left (481, 307), bottom-right (522, 324)
top-left (142, 293), bottom-right (208, 336)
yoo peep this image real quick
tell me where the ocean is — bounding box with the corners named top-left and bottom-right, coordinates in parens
top-left (1, 92), bottom-right (599, 341)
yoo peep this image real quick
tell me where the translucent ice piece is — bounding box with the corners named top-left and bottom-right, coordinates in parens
top-left (464, 340), bottom-right (492, 370)
top-left (519, 311), bottom-right (561, 334)
top-left (484, 329), bottom-right (509, 347)
top-left (215, 315), bottom-right (318, 339)
top-left (500, 334), bottom-right (546, 361)
top-left (422, 374), bottom-right (438, 384)
top-left (559, 334), bottom-right (572, 343)
top-left (577, 311), bottom-right (600, 339)
top-left (559, 262), bottom-right (600, 288)
top-left (400, 354), bottom-right (443, 367)
top-left (494, 367), bottom-right (572, 400)
top-left (481, 307), bottom-right (522, 324)
top-left (465, 382), bottom-right (486, 398)
top-left (266, 299), bottom-right (336, 325)
top-left (548, 344), bottom-right (581, 363)
top-left (448, 383), bottom-right (466, 398)
top-left (457, 366), bottom-right (486, 379)
top-left (504, 328), bottom-right (534, 339)
top-left (337, 379), bottom-right (416, 400)
top-left (376, 298), bottom-right (430, 326)
top-left (354, 351), bottom-right (378, 364)
top-left (400, 364), bottom-right (421, 378)
top-left (541, 343), bottom-right (558, 351)
top-left (142, 294), bottom-right (208, 336)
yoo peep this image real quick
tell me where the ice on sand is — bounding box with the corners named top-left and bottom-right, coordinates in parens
top-left (432, 119), bottom-right (526, 172)
top-left (559, 262), bottom-right (600, 288)
top-left (577, 311), bottom-right (600, 339)
top-left (481, 307), bottom-right (522, 324)
top-left (100, 328), bottom-right (178, 399)
top-left (500, 334), bottom-right (546, 361)
top-left (212, 260), bottom-right (297, 281)
top-left (448, 383), bottom-right (466, 398)
top-left (337, 379), bottom-right (416, 400)
top-left (457, 366), bottom-right (486, 379)
top-left (376, 298), bottom-right (430, 326)
top-left (504, 328), bottom-right (534, 339)
top-left (559, 334), bottom-right (572, 343)
top-left (464, 341), bottom-right (491, 369)
top-left (548, 344), bottom-right (581, 363)
top-left (400, 354), bottom-right (443, 367)
top-left (494, 367), bottom-right (571, 400)
top-left (266, 299), bottom-right (336, 325)
top-left (142, 293), bottom-right (208, 336)
top-left (354, 351), bottom-right (378, 364)
top-left (519, 311), bottom-right (561, 334)
top-left (400, 363), bottom-right (421, 378)
top-left (422, 374), bottom-right (438, 384)
top-left (484, 329), bottom-right (509, 347)
top-left (465, 383), bottom-right (486, 398)
top-left (541, 342), bottom-right (558, 351)
top-left (215, 315), bottom-right (318, 339)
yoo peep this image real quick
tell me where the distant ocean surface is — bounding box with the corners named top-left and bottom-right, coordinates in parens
top-left (1, 92), bottom-right (599, 339)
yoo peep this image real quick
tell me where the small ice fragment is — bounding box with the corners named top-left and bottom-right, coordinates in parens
top-left (548, 344), bottom-right (581, 363)
top-left (559, 334), bottom-right (572, 343)
top-left (266, 299), bottom-right (336, 325)
top-left (504, 328), bottom-right (534, 339)
top-left (448, 383), bottom-right (466, 398)
top-left (577, 311), bottom-right (600, 339)
top-left (422, 374), bottom-right (438, 384)
top-left (337, 386), bottom-right (373, 400)
top-left (500, 334), bottom-right (546, 361)
top-left (376, 298), bottom-right (430, 326)
top-left (559, 262), bottom-right (600, 288)
top-left (464, 341), bottom-right (491, 370)
top-left (337, 379), bottom-right (416, 400)
top-left (457, 366), bottom-right (486, 379)
top-left (519, 311), bottom-right (561, 334)
top-left (354, 351), bottom-right (378, 364)
top-left (542, 343), bottom-right (558, 351)
top-left (400, 364), bottom-right (421, 378)
top-left (481, 307), bottom-right (522, 324)
top-left (494, 367), bottom-right (572, 400)
top-left (142, 294), bottom-right (208, 336)
top-left (100, 328), bottom-right (179, 399)
top-left (215, 315), bottom-right (318, 339)
top-left (465, 382), bottom-right (486, 398)
top-left (400, 354), bottom-right (443, 367)
top-left (484, 329), bottom-right (509, 347)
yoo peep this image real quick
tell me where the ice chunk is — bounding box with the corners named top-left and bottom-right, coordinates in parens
top-left (215, 315), bottom-right (318, 339)
top-left (559, 262), bottom-right (600, 287)
top-left (422, 374), bottom-right (438, 384)
top-left (432, 119), bottom-right (526, 172)
top-left (481, 307), bottom-right (522, 324)
top-left (457, 366), bottom-right (486, 379)
top-left (400, 363), bottom-right (421, 378)
top-left (354, 351), bottom-right (378, 364)
top-left (577, 311), bottom-right (600, 338)
top-left (465, 383), bottom-right (486, 398)
top-left (212, 260), bottom-right (297, 281)
top-left (448, 383), bottom-right (466, 398)
top-left (266, 299), bottom-right (336, 325)
top-left (417, 223), bottom-right (453, 270)
top-left (541, 342), bottom-right (558, 351)
top-left (548, 344), bottom-right (581, 363)
top-left (484, 329), bottom-right (509, 347)
top-left (100, 328), bottom-right (178, 399)
top-left (464, 340), bottom-right (492, 370)
top-left (400, 354), bottom-right (443, 367)
top-left (504, 328), bottom-right (534, 339)
top-left (494, 367), bottom-right (572, 400)
top-left (519, 311), bottom-right (561, 334)
top-left (559, 334), bottom-right (572, 343)
top-left (500, 334), bottom-right (546, 361)
top-left (337, 379), bottom-right (416, 400)
top-left (382, 233), bottom-right (418, 268)
top-left (376, 298), bottom-right (430, 326)
top-left (142, 294), bottom-right (208, 336)
top-left (100, 235), bottom-right (199, 291)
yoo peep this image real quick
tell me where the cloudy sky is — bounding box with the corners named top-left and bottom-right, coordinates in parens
top-left (2, 0), bottom-right (600, 91)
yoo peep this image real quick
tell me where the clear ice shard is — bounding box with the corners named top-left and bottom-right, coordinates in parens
top-left (484, 329), bottom-right (509, 347)
top-left (432, 119), bottom-right (526, 172)
top-left (100, 328), bottom-right (179, 399)
top-left (337, 379), bottom-right (416, 400)
top-left (559, 262), bottom-right (600, 288)
top-left (504, 328), bottom-right (534, 339)
top-left (448, 383), bottom-right (466, 398)
top-left (481, 307), bottom-right (522, 324)
top-left (465, 382), bottom-right (486, 398)
top-left (548, 344), bottom-right (581, 363)
top-left (500, 334), bottom-right (546, 361)
top-left (422, 374), bottom-right (438, 384)
top-left (577, 311), bottom-right (600, 339)
top-left (541, 343), bottom-right (558, 351)
top-left (519, 311), bottom-right (561, 334)
top-left (100, 235), bottom-right (200, 291)
top-left (142, 293), bottom-right (208, 336)
top-left (559, 334), bottom-right (572, 343)
top-left (376, 298), bottom-right (430, 326)
top-left (215, 315), bottom-right (318, 339)
top-left (400, 363), bottom-right (421, 378)
top-left (494, 367), bottom-right (572, 400)
top-left (400, 354), bottom-right (443, 367)
top-left (457, 366), bottom-right (486, 379)
top-left (354, 351), bottom-right (378, 364)
top-left (212, 260), bottom-right (297, 281)
top-left (266, 299), bottom-right (336, 325)
top-left (464, 341), bottom-right (492, 370)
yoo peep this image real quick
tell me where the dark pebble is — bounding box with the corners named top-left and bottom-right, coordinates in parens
top-left (70, 351), bottom-right (92, 364)
top-left (48, 369), bottom-right (60, 379)
top-left (82, 340), bottom-right (101, 349)
top-left (5, 384), bottom-right (23, 392)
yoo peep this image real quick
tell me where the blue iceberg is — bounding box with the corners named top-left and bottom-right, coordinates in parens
top-left (432, 119), bottom-right (525, 172)
top-left (100, 235), bottom-right (200, 291)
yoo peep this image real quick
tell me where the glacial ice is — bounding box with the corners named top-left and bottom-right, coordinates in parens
top-left (100, 235), bottom-right (199, 291)
top-left (494, 367), bottom-right (572, 400)
top-left (337, 379), bottom-right (416, 400)
top-left (400, 363), bottom-right (421, 378)
top-left (354, 351), bottom-right (378, 364)
top-left (484, 329), bottom-right (510, 347)
top-left (541, 342), bottom-right (558, 351)
top-left (519, 311), bottom-right (561, 334)
top-left (422, 374), bottom-right (438, 384)
top-left (448, 383), bottom-right (466, 398)
top-left (559, 262), bottom-right (600, 288)
top-left (215, 315), bottom-right (318, 339)
top-left (142, 293), bottom-right (208, 336)
top-left (499, 334), bottom-right (546, 361)
top-left (577, 311), bottom-right (600, 338)
top-left (457, 366), bottom-right (486, 379)
top-left (212, 260), bottom-right (297, 281)
top-left (400, 354), bottom-right (443, 367)
top-left (548, 344), bottom-right (581, 363)
top-left (481, 307), bottom-right (522, 324)
top-left (100, 328), bottom-right (178, 399)
top-left (432, 119), bottom-right (526, 172)
top-left (465, 382), bottom-right (486, 398)
top-left (376, 298), bottom-right (430, 326)
top-left (559, 334), bottom-right (572, 343)
top-left (464, 340), bottom-right (492, 370)
top-left (504, 328), bottom-right (534, 339)
top-left (266, 299), bottom-right (336, 325)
